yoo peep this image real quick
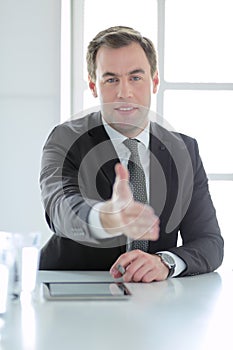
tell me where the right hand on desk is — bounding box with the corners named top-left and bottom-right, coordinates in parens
top-left (99, 163), bottom-right (160, 240)
top-left (110, 250), bottom-right (169, 282)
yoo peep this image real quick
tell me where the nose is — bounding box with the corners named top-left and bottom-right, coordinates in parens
top-left (116, 79), bottom-right (132, 99)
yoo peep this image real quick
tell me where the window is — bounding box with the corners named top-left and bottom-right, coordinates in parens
top-left (164, 0), bottom-right (233, 83)
top-left (163, 90), bottom-right (233, 173)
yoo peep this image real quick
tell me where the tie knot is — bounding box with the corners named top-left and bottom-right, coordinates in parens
top-left (123, 138), bottom-right (139, 156)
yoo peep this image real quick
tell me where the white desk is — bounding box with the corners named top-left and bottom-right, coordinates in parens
top-left (1, 270), bottom-right (233, 350)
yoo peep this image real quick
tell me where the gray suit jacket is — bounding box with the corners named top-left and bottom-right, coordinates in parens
top-left (39, 112), bottom-right (224, 275)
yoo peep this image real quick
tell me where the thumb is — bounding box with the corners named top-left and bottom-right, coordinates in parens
top-left (115, 162), bottom-right (129, 182)
top-left (113, 163), bottom-right (132, 204)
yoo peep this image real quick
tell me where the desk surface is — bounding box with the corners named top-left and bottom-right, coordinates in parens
top-left (1, 270), bottom-right (233, 350)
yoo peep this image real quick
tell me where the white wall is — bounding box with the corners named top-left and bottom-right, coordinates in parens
top-left (0, 0), bottom-right (61, 246)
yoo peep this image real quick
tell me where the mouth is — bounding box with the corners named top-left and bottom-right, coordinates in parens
top-left (114, 105), bottom-right (138, 113)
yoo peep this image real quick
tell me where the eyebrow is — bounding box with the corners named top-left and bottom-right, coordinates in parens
top-left (102, 69), bottom-right (146, 78)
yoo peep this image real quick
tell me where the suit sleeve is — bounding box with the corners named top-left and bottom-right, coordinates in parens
top-left (39, 124), bottom-right (100, 245)
top-left (168, 138), bottom-right (224, 276)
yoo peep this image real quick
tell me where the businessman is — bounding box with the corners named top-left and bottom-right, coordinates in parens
top-left (39, 26), bottom-right (224, 282)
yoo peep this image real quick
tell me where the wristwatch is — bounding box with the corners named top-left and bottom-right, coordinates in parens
top-left (156, 253), bottom-right (176, 278)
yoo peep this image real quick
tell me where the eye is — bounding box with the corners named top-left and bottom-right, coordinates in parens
top-left (104, 77), bottom-right (119, 84)
top-left (131, 76), bottom-right (142, 81)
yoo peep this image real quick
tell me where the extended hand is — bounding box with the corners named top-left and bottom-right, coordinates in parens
top-left (110, 250), bottom-right (169, 282)
top-left (100, 163), bottom-right (160, 241)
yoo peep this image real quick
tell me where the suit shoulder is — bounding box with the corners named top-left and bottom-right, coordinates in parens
top-left (151, 122), bottom-right (198, 149)
top-left (58, 111), bottom-right (101, 134)
top-left (44, 112), bottom-right (101, 145)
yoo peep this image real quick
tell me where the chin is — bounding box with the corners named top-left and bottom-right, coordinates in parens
top-left (110, 121), bottom-right (146, 137)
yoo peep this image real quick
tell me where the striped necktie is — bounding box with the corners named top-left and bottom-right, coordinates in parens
top-left (123, 138), bottom-right (149, 252)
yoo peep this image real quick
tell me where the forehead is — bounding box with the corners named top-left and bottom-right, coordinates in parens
top-left (95, 43), bottom-right (150, 75)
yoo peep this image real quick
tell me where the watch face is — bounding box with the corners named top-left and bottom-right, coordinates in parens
top-left (162, 254), bottom-right (175, 266)
top-left (158, 253), bottom-right (176, 269)
top-left (157, 253), bottom-right (176, 278)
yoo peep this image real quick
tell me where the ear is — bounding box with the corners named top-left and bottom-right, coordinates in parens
top-left (88, 76), bottom-right (98, 98)
top-left (152, 71), bottom-right (159, 94)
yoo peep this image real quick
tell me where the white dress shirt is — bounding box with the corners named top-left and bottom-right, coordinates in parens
top-left (88, 119), bottom-right (186, 277)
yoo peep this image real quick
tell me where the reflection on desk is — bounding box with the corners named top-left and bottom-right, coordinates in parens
top-left (1, 270), bottom-right (233, 350)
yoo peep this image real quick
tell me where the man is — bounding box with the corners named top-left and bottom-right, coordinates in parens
top-left (39, 26), bottom-right (224, 282)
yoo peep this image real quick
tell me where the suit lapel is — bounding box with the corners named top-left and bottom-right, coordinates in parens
top-left (148, 123), bottom-right (174, 252)
top-left (87, 112), bottom-right (120, 190)
top-left (149, 123), bottom-right (172, 216)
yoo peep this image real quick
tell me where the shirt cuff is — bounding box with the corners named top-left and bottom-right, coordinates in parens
top-left (88, 202), bottom-right (122, 239)
top-left (157, 251), bottom-right (186, 277)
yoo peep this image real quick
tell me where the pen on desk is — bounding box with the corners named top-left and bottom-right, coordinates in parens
top-left (116, 264), bottom-right (126, 276)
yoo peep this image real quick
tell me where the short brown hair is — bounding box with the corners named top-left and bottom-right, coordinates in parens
top-left (86, 26), bottom-right (157, 82)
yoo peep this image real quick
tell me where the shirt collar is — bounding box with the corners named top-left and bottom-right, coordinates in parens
top-left (102, 116), bottom-right (150, 150)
